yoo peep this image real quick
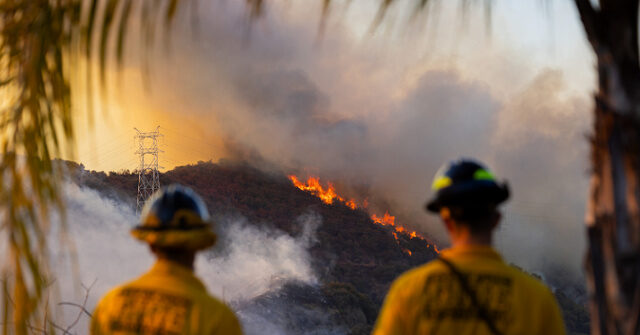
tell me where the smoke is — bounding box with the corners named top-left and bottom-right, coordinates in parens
top-left (109, 1), bottom-right (591, 281)
top-left (197, 212), bottom-right (320, 302)
top-left (490, 70), bottom-right (590, 280)
top-left (49, 183), bottom-right (320, 333)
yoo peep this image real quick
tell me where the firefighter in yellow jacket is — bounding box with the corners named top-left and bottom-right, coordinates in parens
top-left (91, 184), bottom-right (242, 335)
top-left (373, 159), bottom-right (566, 335)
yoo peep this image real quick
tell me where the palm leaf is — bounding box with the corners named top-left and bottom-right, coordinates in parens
top-left (0, 1), bottom-right (184, 333)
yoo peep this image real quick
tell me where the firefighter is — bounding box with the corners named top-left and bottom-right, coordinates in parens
top-left (372, 159), bottom-right (566, 335)
top-left (91, 184), bottom-right (242, 335)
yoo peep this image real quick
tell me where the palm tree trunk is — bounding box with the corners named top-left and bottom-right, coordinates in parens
top-left (575, 1), bottom-right (640, 334)
top-left (587, 99), bottom-right (640, 335)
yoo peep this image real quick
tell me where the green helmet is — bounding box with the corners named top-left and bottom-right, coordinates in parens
top-left (132, 184), bottom-right (217, 250)
top-left (425, 159), bottom-right (509, 213)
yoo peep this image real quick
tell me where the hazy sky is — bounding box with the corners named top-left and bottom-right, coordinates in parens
top-left (71, 0), bottom-right (594, 173)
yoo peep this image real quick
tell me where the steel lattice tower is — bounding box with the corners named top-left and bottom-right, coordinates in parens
top-left (135, 126), bottom-right (163, 212)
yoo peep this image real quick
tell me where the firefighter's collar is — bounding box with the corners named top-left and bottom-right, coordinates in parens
top-left (149, 259), bottom-right (207, 291)
top-left (440, 244), bottom-right (503, 261)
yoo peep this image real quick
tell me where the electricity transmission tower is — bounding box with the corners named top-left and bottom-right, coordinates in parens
top-left (135, 126), bottom-right (163, 212)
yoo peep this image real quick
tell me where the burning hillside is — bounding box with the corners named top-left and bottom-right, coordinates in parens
top-left (288, 175), bottom-right (438, 253)
top-left (63, 160), bottom-right (589, 334)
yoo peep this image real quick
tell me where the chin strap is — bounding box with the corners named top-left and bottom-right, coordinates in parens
top-left (437, 256), bottom-right (503, 335)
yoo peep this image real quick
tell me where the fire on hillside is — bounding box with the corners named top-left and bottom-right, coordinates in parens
top-left (288, 175), bottom-right (439, 254)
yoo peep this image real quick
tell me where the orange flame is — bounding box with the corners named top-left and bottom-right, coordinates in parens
top-left (289, 175), bottom-right (354, 206)
top-left (289, 175), bottom-right (438, 253)
top-left (371, 212), bottom-right (395, 226)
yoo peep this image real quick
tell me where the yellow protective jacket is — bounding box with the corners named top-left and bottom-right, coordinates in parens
top-left (91, 259), bottom-right (242, 335)
top-left (372, 245), bottom-right (566, 335)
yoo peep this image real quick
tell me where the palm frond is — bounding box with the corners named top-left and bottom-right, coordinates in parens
top-left (0, 1), bottom-right (183, 334)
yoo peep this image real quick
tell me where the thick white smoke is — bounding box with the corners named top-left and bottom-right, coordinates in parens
top-left (197, 212), bottom-right (320, 302)
top-left (50, 182), bottom-right (320, 333)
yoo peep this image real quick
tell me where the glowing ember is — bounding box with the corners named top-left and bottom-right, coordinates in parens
top-left (288, 175), bottom-right (439, 254)
top-left (404, 249), bottom-right (412, 256)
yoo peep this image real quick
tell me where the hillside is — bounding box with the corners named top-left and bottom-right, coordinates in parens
top-left (63, 160), bottom-right (589, 334)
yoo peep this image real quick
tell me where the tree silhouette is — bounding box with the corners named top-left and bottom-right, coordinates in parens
top-left (573, 1), bottom-right (640, 333)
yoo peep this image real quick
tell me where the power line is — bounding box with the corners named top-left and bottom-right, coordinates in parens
top-left (88, 145), bottom-right (136, 169)
top-left (77, 128), bottom-right (136, 158)
top-left (110, 158), bottom-right (139, 172)
top-left (160, 126), bottom-right (217, 160)
top-left (160, 126), bottom-right (209, 145)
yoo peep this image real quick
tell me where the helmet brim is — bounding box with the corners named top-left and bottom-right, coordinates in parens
top-left (131, 226), bottom-right (217, 250)
top-left (425, 181), bottom-right (509, 213)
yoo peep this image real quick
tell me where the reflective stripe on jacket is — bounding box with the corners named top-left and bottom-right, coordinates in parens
top-left (372, 245), bottom-right (566, 335)
top-left (91, 259), bottom-right (242, 335)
